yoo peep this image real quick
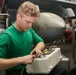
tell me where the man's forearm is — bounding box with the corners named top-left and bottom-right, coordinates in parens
top-left (0, 57), bottom-right (23, 70)
top-left (34, 42), bottom-right (45, 51)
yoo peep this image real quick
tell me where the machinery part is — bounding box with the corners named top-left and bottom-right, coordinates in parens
top-left (59, 55), bottom-right (70, 72)
top-left (32, 12), bottom-right (66, 43)
top-left (0, 13), bottom-right (10, 33)
top-left (26, 48), bottom-right (61, 74)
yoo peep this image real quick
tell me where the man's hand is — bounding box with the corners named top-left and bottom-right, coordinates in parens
top-left (31, 49), bottom-right (42, 57)
top-left (21, 55), bottom-right (35, 64)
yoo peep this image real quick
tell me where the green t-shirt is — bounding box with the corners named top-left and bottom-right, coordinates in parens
top-left (0, 23), bottom-right (43, 70)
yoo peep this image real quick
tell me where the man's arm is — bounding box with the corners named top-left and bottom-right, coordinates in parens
top-left (34, 42), bottom-right (45, 51)
top-left (0, 55), bottom-right (34, 70)
top-left (31, 42), bottom-right (45, 57)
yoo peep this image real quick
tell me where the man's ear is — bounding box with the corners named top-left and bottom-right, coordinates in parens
top-left (17, 13), bottom-right (21, 20)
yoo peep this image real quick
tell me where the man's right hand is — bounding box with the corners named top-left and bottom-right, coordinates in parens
top-left (21, 55), bottom-right (35, 64)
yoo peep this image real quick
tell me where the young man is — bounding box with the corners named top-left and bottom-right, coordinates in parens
top-left (0, 1), bottom-right (68, 75)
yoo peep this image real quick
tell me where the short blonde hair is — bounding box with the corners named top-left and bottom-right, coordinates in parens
top-left (17, 1), bottom-right (40, 17)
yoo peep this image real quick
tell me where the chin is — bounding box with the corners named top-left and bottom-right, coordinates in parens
top-left (24, 29), bottom-right (28, 31)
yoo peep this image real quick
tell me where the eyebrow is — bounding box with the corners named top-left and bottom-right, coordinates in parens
top-left (21, 14), bottom-right (35, 23)
top-left (25, 19), bottom-right (34, 24)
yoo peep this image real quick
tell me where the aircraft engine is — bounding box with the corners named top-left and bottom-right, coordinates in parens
top-left (32, 12), bottom-right (66, 43)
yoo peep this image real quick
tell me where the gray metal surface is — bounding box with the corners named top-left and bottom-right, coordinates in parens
top-left (32, 12), bottom-right (66, 43)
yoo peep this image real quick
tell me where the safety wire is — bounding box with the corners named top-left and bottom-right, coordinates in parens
top-left (20, 67), bottom-right (25, 75)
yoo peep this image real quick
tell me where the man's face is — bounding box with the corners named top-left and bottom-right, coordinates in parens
top-left (18, 14), bottom-right (36, 31)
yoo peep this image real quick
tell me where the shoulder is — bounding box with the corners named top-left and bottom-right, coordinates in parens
top-left (0, 33), bottom-right (12, 43)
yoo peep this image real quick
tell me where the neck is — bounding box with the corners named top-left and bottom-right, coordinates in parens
top-left (14, 21), bottom-right (22, 32)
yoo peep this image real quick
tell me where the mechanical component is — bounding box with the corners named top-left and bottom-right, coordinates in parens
top-left (32, 12), bottom-right (66, 43)
top-left (26, 47), bottom-right (61, 74)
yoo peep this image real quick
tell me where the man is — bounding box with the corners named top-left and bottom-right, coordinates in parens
top-left (0, 1), bottom-right (68, 75)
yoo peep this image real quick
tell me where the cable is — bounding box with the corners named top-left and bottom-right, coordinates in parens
top-left (20, 68), bottom-right (25, 75)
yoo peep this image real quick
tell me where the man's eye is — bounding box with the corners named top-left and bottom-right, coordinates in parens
top-left (25, 21), bottom-right (29, 23)
top-left (26, 21), bottom-right (32, 24)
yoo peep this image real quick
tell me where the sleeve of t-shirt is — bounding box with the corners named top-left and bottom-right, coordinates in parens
top-left (30, 28), bottom-right (44, 45)
top-left (0, 33), bottom-right (12, 58)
